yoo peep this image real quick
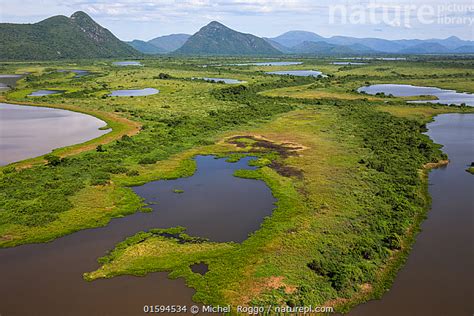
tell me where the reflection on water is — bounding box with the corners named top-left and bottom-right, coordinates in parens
top-left (28, 90), bottom-right (64, 97)
top-left (231, 61), bottom-right (303, 66)
top-left (58, 69), bottom-right (90, 77)
top-left (331, 62), bottom-right (366, 65)
top-left (349, 114), bottom-right (474, 316)
top-left (0, 103), bottom-right (109, 165)
top-left (113, 61), bottom-right (142, 66)
top-left (266, 70), bottom-right (324, 77)
top-left (342, 57), bottom-right (406, 61)
top-left (0, 156), bottom-right (276, 315)
top-left (0, 74), bottom-right (23, 92)
top-left (197, 77), bottom-right (245, 84)
top-left (108, 88), bottom-right (159, 96)
top-left (358, 84), bottom-right (474, 106)
top-left (133, 156), bottom-right (276, 242)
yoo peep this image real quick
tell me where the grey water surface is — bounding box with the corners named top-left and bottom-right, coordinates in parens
top-left (266, 70), bottom-right (324, 77)
top-left (108, 88), bottom-right (159, 96)
top-left (358, 84), bottom-right (474, 106)
top-left (0, 103), bottom-right (109, 165)
top-left (0, 156), bottom-right (276, 315)
top-left (349, 114), bottom-right (474, 316)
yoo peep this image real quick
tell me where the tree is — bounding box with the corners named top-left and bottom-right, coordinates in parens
top-left (44, 154), bottom-right (61, 166)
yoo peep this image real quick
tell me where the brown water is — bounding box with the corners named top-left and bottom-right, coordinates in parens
top-left (0, 156), bottom-right (276, 315)
top-left (0, 103), bottom-right (110, 166)
top-left (349, 114), bottom-right (474, 316)
top-left (0, 74), bottom-right (23, 92)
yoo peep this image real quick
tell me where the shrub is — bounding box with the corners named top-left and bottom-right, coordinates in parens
top-left (44, 154), bottom-right (61, 166)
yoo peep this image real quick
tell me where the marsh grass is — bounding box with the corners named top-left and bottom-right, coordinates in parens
top-left (1, 56), bottom-right (474, 311)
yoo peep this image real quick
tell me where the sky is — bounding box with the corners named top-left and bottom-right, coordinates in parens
top-left (1, 0), bottom-right (473, 41)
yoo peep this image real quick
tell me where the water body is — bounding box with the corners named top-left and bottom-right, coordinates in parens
top-left (0, 103), bottom-right (110, 165)
top-left (349, 113), bottom-right (474, 316)
top-left (58, 69), bottom-right (90, 77)
top-left (108, 88), bottom-right (159, 97)
top-left (198, 77), bottom-right (245, 84)
top-left (331, 62), bottom-right (367, 65)
top-left (0, 74), bottom-right (23, 92)
top-left (342, 57), bottom-right (406, 61)
top-left (28, 90), bottom-right (65, 97)
top-left (358, 84), bottom-right (474, 106)
top-left (0, 156), bottom-right (276, 315)
top-left (203, 62), bottom-right (303, 67)
top-left (113, 61), bottom-right (142, 66)
top-left (232, 61), bottom-right (303, 66)
top-left (133, 156), bottom-right (276, 242)
top-left (266, 70), bottom-right (324, 77)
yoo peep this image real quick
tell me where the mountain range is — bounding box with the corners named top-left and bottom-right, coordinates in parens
top-left (1, 11), bottom-right (473, 60)
top-left (267, 31), bottom-right (474, 55)
top-left (0, 11), bottom-right (139, 60)
top-left (126, 34), bottom-right (192, 54)
top-left (129, 26), bottom-right (474, 56)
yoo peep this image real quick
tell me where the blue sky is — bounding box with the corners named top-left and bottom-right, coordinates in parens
top-left (1, 0), bottom-right (473, 41)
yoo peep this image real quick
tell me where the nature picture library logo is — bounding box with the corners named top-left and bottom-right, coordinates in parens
top-left (329, 0), bottom-right (474, 27)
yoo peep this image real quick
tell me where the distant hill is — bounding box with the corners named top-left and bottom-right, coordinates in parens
top-left (291, 41), bottom-right (375, 55)
top-left (398, 43), bottom-right (452, 54)
top-left (126, 40), bottom-right (166, 54)
top-left (453, 45), bottom-right (474, 53)
top-left (325, 36), bottom-right (404, 53)
top-left (148, 34), bottom-right (191, 53)
top-left (271, 31), bottom-right (324, 48)
top-left (291, 41), bottom-right (350, 55)
top-left (0, 11), bottom-right (140, 60)
top-left (175, 21), bottom-right (281, 56)
top-left (268, 32), bottom-right (474, 55)
top-left (2, 12), bottom-right (472, 59)
top-left (263, 38), bottom-right (294, 53)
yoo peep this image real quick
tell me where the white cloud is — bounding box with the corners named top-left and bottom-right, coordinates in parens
top-left (0, 0), bottom-right (472, 40)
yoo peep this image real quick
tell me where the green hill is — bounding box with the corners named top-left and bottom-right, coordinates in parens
top-left (175, 21), bottom-right (281, 56)
top-left (0, 11), bottom-right (140, 60)
top-left (291, 41), bottom-right (376, 55)
top-left (126, 40), bottom-right (166, 54)
top-left (148, 34), bottom-right (191, 53)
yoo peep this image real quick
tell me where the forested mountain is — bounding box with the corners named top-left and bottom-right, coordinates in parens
top-left (175, 21), bottom-right (281, 56)
top-left (148, 34), bottom-right (191, 52)
top-left (0, 11), bottom-right (140, 60)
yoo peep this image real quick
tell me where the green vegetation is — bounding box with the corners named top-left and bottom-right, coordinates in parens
top-left (467, 165), bottom-right (474, 174)
top-left (1, 56), bottom-right (473, 312)
top-left (0, 11), bottom-right (140, 60)
top-left (175, 21), bottom-right (280, 56)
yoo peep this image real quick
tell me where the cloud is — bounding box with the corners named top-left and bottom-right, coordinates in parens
top-left (1, 0), bottom-right (472, 40)
top-left (68, 0), bottom-right (326, 21)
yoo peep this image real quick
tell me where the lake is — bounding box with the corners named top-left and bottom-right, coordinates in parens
top-left (0, 74), bottom-right (24, 92)
top-left (58, 69), bottom-right (90, 77)
top-left (358, 84), bottom-right (474, 106)
top-left (0, 155), bottom-right (276, 315)
top-left (331, 62), bottom-right (366, 65)
top-left (349, 114), bottom-right (474, 316)
top-left (197, 77), bottom-right (245, 84)
top-left (231, 61), bottom-right (303, 66)
top-left (0, 103), bottom-right (110, 165)
top-left (133, 156), bottom-right (276, 242)
top-left (108, 88), bottom-right (159, 96)
top-left (113, 61), bottom-right (142, 66)
top-left (342, 57), bottom-right (406, 61)
top-left (28, 90), bottom-right (65, 97)
top-left (266, 70), bottom-right (324, 77)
